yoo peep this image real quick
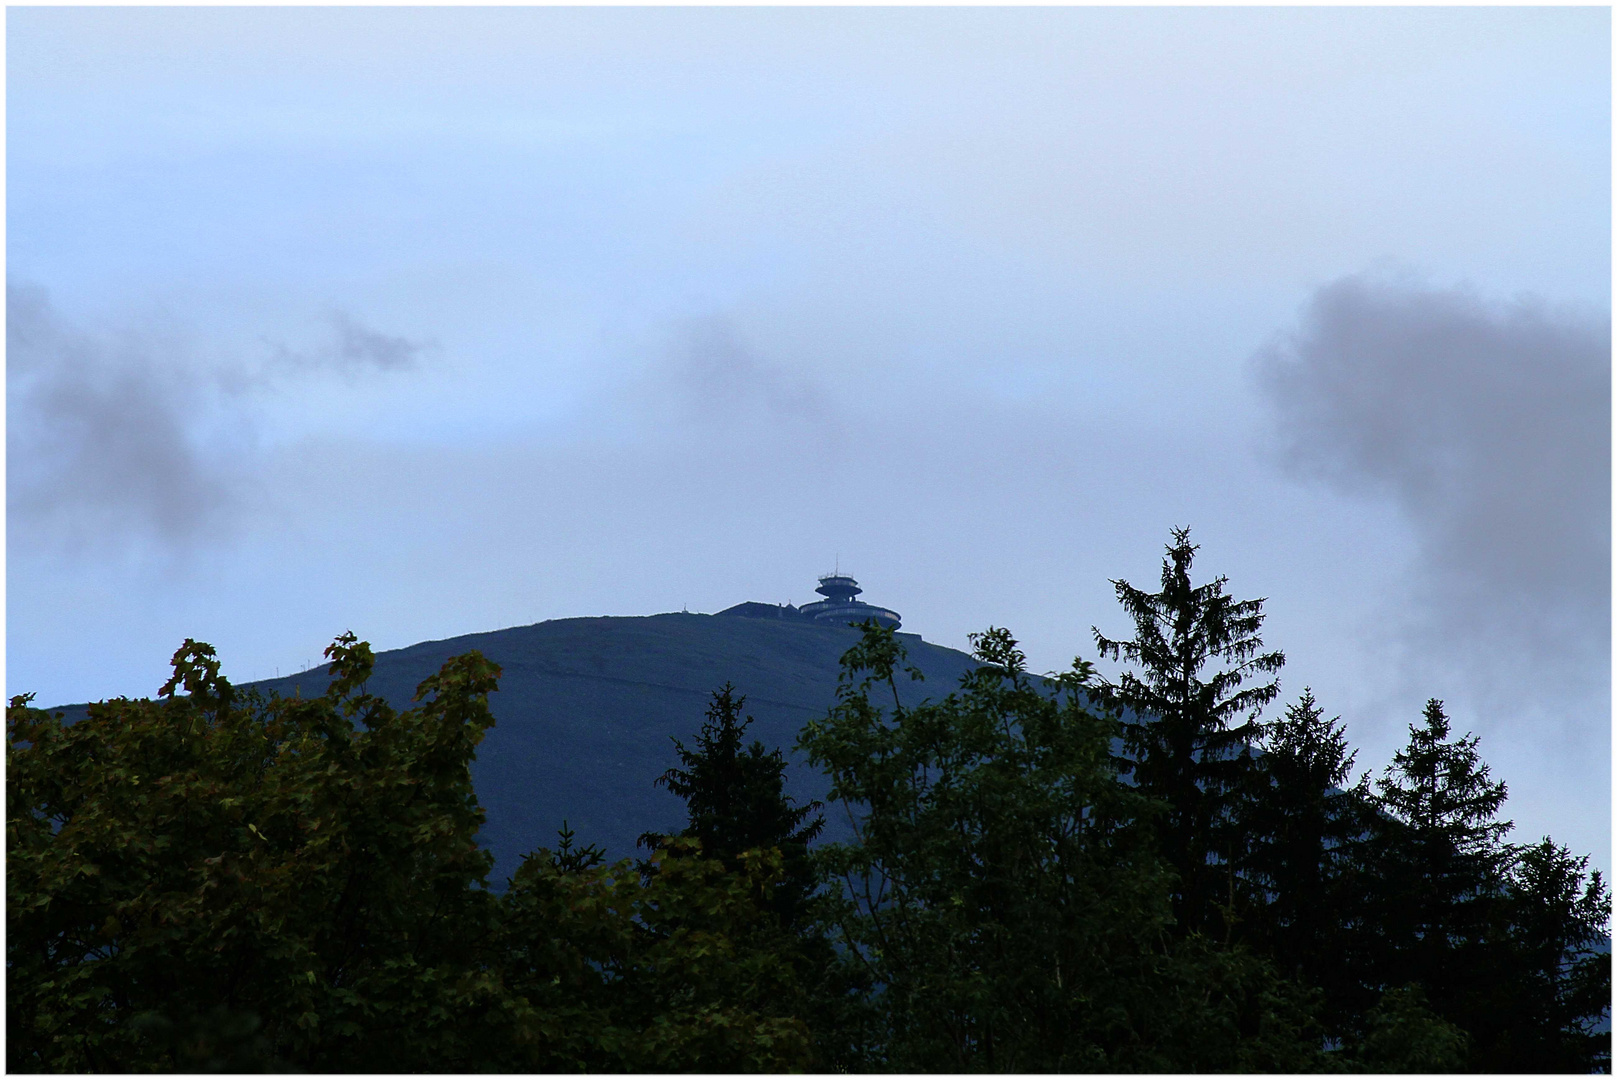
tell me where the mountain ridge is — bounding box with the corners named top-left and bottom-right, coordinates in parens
top-left (46, 610), bottom-right (981, 883)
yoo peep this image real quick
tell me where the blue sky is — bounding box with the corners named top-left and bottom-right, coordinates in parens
top-left (8, 6), bottom-right (1610, 871)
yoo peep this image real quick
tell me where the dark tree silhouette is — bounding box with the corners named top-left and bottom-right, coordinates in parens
top-left (1491, 837), bottom-right (1611, 1072)
top-left (1242, 688), bottom-right (1370, 1029)
top-left (1362, 698), bottom-right (1514, 1066)
top-left (1092, 526), bottom-right (1284, 938)
top-left (644, 684), bottom-right (824, 924)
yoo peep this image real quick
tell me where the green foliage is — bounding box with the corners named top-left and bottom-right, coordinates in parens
top-left (641, 683), bottom-right (874, 1069)
top-left (8, 633), bottom-right (504, 1071)
top-left (8, 636), bottom-right (816, 1074)
top-left (494, 838), bottom-right (815, 1072)
top-left (1092, 526), bottom-right (1285, 938)
top-left (1349, 985), bottom-right (1470, 1073)
top-left (799, 620), bottom-right (1326, 1071)
top-left (11, 533), bottom-right (1611, 1073)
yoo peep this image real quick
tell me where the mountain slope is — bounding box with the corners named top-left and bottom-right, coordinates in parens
top-left (222, 612), bottom-right (979, 882)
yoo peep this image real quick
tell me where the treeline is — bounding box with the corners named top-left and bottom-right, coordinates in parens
top-left (8, 530), bottom-right (1609, 1072)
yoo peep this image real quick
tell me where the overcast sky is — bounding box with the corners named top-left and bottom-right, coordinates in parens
top-left (8, 6), bottom-right (1610, 871)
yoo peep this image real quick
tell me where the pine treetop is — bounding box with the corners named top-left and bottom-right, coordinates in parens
top-left (1376, 698), bottom-right (1511, 853)
top-left (1094, 527), bottom-right (1285, 755)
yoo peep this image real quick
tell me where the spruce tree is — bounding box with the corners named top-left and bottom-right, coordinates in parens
top-left (1092, 527), bottom-right (1285, 938)
top-left (641, 684), bottom-right (859, 1067)
top-left (1242, 688), bottom-right (1370, 1031)
top-left (644, 684), bottom-right (824, 925)
top-left (1364, 698), bottom-right (1513, 1063)
top-left (1490, 838), bottom-right (1611, 1072)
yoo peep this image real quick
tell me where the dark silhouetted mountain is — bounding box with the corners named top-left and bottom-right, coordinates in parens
top-left (50, 610), bottom-right (979, 885)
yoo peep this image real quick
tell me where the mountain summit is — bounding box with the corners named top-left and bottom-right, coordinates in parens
top-left (232, 591), bottom-right (974, 882)
top-left (719, 572), bottom-right (903, 630)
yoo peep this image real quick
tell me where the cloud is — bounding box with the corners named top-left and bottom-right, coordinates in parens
top-left (253, 310), bottom-right (430, 388)
top-left (1253, 271), bottom-right (1610, 719)
top-left (7, 284), bottom-right (426, 553)
top-left (648, 317), bottom-right (838, 432)
top-left (7, 283), bottom-right (240, 548)
top-left (333, 310), bottom-right (423, 371)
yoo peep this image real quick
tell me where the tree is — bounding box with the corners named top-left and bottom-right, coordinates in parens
top-left (8, 636), bottom-right (821, 1073)
top-left (1361, 698), bottom-right (1514, 1066)
top-left (642, 683), bottom-right (824, 926)
top-left (1348, 984), bottom-right (1471, 1073)
top-left (1486, 838), bottom-right (1611, 1072)
top-left (493, 837), bottom-right (816, 1072)
top-left (1242, 688), bottom-right (1373, 1032)
top-left (7, 634), bottom-right (509, 1072)
top-left (637, 683), bottom-right (865, 1069)
top-left (798, 621), bottom-right (1325, 1072)
top-left (1092, 526), bottom-right (1285, 939)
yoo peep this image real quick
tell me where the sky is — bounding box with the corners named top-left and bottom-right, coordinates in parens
top-left (7, 6), bottom-right (1611, 872)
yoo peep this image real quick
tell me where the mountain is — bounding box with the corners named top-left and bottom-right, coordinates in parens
top-left (56, 609), bottom-right (979, 884)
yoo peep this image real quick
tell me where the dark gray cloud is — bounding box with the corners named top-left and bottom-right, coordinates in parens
top-left (7, 284), bottom-right (424, 551)
top-left (1253, 272), bottom-right (1610, 719)
top-left (7, 282), bottom-right (238, 547)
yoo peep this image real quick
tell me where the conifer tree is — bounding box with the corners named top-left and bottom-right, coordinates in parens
top-left (1092, 527), bottom-right (1285, 938)
top-left (644, 684), bottom-right (824, 925)
top-left (1489, 838), bottom-right (1611, 1072)
top-left (1364, 698), bottom-right (1513, 1062)
top-left (640, 684), bottom-right (855, 1068)
top-left (1242, 688), bottom-right (1369, 1030)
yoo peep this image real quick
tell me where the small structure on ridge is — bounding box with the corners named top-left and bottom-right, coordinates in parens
top-left (717, 573), bottom-right (902, 630)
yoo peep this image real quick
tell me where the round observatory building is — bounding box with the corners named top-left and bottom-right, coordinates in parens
top-left (798, 574), bottom-right (902, 630)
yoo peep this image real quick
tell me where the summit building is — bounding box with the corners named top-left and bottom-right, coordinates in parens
top-left (717, 573), bottom-right (901, 630)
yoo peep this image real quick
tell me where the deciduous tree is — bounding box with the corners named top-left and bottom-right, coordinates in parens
top-left (8, 636), bottom-right (821, 1073)
top-left (799, 621), bottom-right (1324, 1071)
top-left (7, 634), bottom-right (507, 1072)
